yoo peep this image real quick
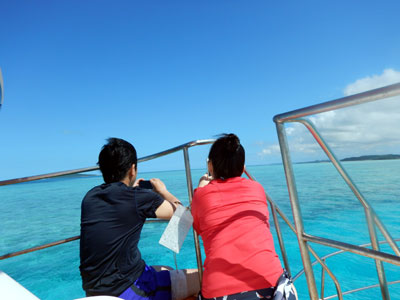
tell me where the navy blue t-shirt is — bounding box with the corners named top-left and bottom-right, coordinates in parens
top-left (79, 181), bottom-right (164, 296)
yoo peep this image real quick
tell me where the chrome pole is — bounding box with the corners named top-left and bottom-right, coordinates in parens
top-left (293, 239), bottom-right (400, 281)
top-left (298, 118), bottom-right (400, 257)
top-left (275, 122), bottom-right (319, 299)
top-left (323, 280), bottom-right (400, 300)
top-left (270, 200), bottom-right (291, 276)
top-left (366, 209), bottom-right (390, 300)
top-left (320, 259), bottom-right (326, 299)
top-left (0, 166), bottom-right (99, 186)
top-left (307, 246), bottom-right (343, 300)
top-left (0, 139), bottom-right (216, 186)
top-left (296, 118), bottom-right (397, 299)
top-left (303, 233), bottom-right (400, 265)
top-left (273, 82), bottom-right (400, 123)
top-left (183, 147), bottom-right (203, 283)
top-left (261, 182), bottom-right (342, 299)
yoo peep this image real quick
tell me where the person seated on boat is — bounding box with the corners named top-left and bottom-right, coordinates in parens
top-left (192, 134), bottom-right (297, 300)
top-left (79, 138), bottom-right (200, 300)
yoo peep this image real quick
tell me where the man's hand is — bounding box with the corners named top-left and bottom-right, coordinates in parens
top-left (149, 178), bottom-right (167, 195)
top-left (133, 178), bottom-right (145, 187)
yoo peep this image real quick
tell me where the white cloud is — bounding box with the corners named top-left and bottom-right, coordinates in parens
top-left (260, 69), bottom-right (400, 160)
top-left (260, 144), bottom-right (281, 155)
top-left (343, 69), bottom-right (400, 95)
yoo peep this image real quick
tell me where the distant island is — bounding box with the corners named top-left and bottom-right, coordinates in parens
top-left (341, 154), bottom-right (400, 161)
top-left (297, 154), bottom-right (400, 164)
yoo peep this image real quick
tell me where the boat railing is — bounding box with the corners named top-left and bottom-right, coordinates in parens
top-left (0, 138), bottom-right (298, 288)
top-left (292, 238), bottom-right (400, 300)
top-left (273, 82), bottom-right (400, 300)
top-left (0, 139), bottom-right (215, 280)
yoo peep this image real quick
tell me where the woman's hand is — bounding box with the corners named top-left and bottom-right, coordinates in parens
top-left (198, 173), bottom-right (213, 188)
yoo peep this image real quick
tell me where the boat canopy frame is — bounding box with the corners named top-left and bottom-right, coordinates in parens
top-left (273, 82), bottom-right (400, 300)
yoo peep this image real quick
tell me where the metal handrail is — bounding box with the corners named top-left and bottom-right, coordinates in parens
top-left (297, 118), bottom-right (400, 257)
top-left (0, 144), bottom-right (294, 284)
top-left (0, 236), bottom-right (80, 261)
top-left (294, 239), bottom-right (400, 300)
top-left (273, 82), bottom-right (400, 123)
top-left (0, 137), bottom-right (305, 290)
top-left (244, 170), bottom-right (344, 299)
top-left (2, 139), bottom-right (289, 283)
top-left (274, 82), bottom-right (400, 300)
top-left (324, 280), bottom-right (400, 300)
top-left (293, 238), bottom-right (400, 281)
top-left (0, 139), bottom-right (215, 280)
top-left (0, 139), bottom-right (215, 187)
top-left (0, 220), bottom-right (166, 261)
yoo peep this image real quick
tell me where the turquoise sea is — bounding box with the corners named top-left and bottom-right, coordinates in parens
top-left (1, 160), bottom-right (399, 300)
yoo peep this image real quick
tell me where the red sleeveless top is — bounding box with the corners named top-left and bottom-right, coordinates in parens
top-left (192, 177), bottom-right (283, 298)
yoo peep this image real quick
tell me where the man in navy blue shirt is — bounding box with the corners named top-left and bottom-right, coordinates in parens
top-left (80, 138), bottom-right (199, 300)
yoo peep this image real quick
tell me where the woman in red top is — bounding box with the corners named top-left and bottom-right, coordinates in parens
top-left (192, 134), bottom-right (297, 300)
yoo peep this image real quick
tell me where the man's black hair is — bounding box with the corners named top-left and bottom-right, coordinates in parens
top-left (98, 138), bottom-right (137, 184)
top-left (208, 133), bottom-right (245, 179)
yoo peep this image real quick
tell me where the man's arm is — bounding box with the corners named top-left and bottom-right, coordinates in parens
top-left (150, 178), bottom-right (182, 220)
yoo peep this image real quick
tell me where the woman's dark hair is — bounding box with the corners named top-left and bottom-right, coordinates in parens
top-left (98, 138), bottom-right (137, 184)
top-left (208, 133), bottom-right (245, 179)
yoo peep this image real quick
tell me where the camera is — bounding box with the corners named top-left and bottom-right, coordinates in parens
top-left (139, 180), bottom-right (153, 189)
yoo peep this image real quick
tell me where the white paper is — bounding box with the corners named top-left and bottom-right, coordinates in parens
top-left (159, 205), bottom-right (193, 253)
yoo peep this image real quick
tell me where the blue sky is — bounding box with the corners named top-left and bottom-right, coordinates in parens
top-left (1, 0), bottom-right (400, 180)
